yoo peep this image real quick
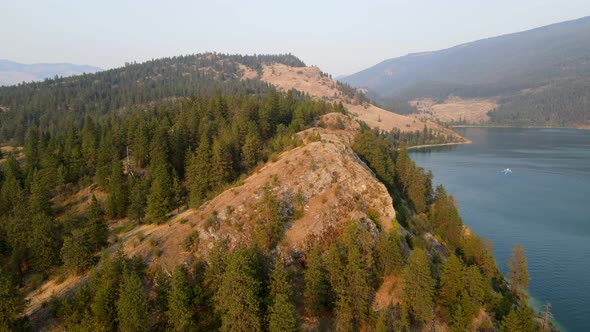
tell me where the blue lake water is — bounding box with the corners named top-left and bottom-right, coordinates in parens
top-left (409, 127), bottom-right (590, 332)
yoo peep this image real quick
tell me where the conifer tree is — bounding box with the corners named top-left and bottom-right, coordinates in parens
top-left (254, 185), bottom-right (283, 250)
top-left (132, 121), bottom-right (150, 169)
top-left (0, 159), bottom-right (23, 213)
top-left (91, 277), bottom-right (118, 331)
top-left (211, 137), bottom-right (232, 190)
top-left (106, 159), bottom-right (128, 218)
top-left (186, 134), bottom-right (211, 207)
top-left (29, 169), bottom-right (52, 216)
top-left (402, 248), bottom-right (434, 326)
top-left (214, 248), bottom-right (262, 332)
top-left (508, 244), bottom-right (529, 301)
top-left (117, 271), bottom-right (151, 332)
top-left (375, 310), bottom-right (389, 332)
top-left (500, 309), bottom-right (521, 332)
top-left (0, 270), bottom-right (27, 331)
top-left (376, 230), bottom-right (403, 277)
top-left (166, 266), bottom-right (195, 331)
top-left (241, 122), bottom-right (261, 170)
top-left (517, 305), bottom-right (537, 332)
top-left (268, 260), bottom-right (298, 332)
top-left (128, 177), bottom-right (148, 222)
top-left (304, 245), bottom-right (327, 316)
top-left (61, 231), bottom-right (94, 275)
top-left (87, 195), bottom-right (109, 251)
top-left (146, 165), bottom-right (172, 223)
top-left (450, 302), bottom-right (467, 332)
top-left (325, 221), bottom-right (373, 331)
top-left (24, 128), bottom-right (40, 171)
top-left (204, 238), bottom-right (228, 290)
top-left (30, 213), bottom-right (60, 273)
top-left (438, 254), bottom-right (464, 322)
top-left (81, 116), bottom-right (98, 173)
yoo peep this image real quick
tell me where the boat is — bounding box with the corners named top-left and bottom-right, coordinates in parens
top-left (501, 168), bottom-right (512, 175)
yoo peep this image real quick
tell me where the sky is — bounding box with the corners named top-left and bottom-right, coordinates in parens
top-left (2, 0), bottom-right (590, 76)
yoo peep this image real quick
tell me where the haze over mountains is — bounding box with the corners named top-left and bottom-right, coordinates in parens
top-left (342, 16), bottom-right (590, 128)
top-left (0, 60), bottom-right (101, 86)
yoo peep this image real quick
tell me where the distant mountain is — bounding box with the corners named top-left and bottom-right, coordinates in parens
top-left (0, 60), bottom-right (102, 86)
top-left (342, 16), bottom-right (590, 127)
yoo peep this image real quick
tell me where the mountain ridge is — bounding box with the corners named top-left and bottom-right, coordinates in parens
top-left (0, 59), bottom-right (102, 86)
top-left (342, 16), bottom-right (590, 127)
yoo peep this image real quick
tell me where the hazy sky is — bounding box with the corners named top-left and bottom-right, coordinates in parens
top-left (2, 0), bottom-right (589, 75)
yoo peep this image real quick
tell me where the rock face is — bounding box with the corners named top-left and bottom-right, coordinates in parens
top-left (120, 113), bottom-right (399, 271)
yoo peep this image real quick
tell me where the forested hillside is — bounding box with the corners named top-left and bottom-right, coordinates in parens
top-left (342, 16), bottom-right (590, 127)
top-left (0, 53), bottom-right (547, 331)
top-left (0, 53), bottom-right (304, 144)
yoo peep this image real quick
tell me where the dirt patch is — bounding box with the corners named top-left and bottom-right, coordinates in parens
top-left (410, 97), bottom-right (497, 124)
top-left (0, 146), bottom-right (24, 166)
top-left (261, 64), bottom-right (341, 100)
top-left (25, 274), bottom-right (86, 317)
top-left (372, 275), bottom-right (403, 310)
top-left (238, 64), bottom-right (258, 80)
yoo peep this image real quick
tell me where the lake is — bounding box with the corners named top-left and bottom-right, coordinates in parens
top-left (409, 127), bottom-right (590, 332)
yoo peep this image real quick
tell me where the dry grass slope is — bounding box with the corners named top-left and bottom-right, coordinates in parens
top-left (410, 97), bottom-right (498, 124)
top-left (260, 63), bottom-right (461, 138)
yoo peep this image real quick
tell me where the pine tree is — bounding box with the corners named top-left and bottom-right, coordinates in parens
top-left (30, 213), bottom-right (60, 274)
top-left (254, 185), bottom-right (283, 250)
top-left (304, 245), bottom-right (327, 316)
top-left (268, 260), bottom-right (298, 332)
top-left (450, 302), bottom-right (467, 332)
top-left (508, 244), bottom-right (529, 301)
top-left (185, 134), bottom-right (211, 208)
top-left (0, 159), bottom-right (23, 213)
top-left (214, 248), bottom-right (262, 332)
top-left (24, 128), bottom-right (40, 171)
top-left (61, 231), bottom-right (94, 275)
top-left (375, 310), bottom-right (390, 332)
top-left (210, 137), bottom-right (232, 190)
top-left (128, 177), bottom-right (148, 222)
top-left (517, 305), bottom-right (537, 332)
top-left (117, 271), bottom-right (151, 332)
top-left (81, 116), bottom-right (98, 174)
top-left (106, 159), bottom-right (128, 218)
top-left (29, 169), bottom-right (52, 216)
top-left (146, 165), bottom-right (172, 223)
top-left (132, 121), bottom-right (150, 169)
top-left (241, 122), bottom-right (261, 170)
top-left (86, 195), bottom-right (109, 251)
top-left (500, 309), bottom-right (522, 332)
top-left (402, 248), bottom-right (434, 325)
top-left (438, 254), bottom-right (464, 322)
top-left (376, 230), bottom-right (403, 277)
top-left (0, 270), bottom-right (27, 331)
top-left (166, 266), bottom-right (195, 331)
top-left (91, 277), bottom-right (118, 331)
top-left (325, 221), bottom-right (373, 331)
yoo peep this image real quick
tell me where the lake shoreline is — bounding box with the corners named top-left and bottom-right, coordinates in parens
top-left (450, 124), bottom-right (590, 131)
top-left (407, 140), bottom-right (471, 150)
top-left (410, 127), bottom-right (590, 331)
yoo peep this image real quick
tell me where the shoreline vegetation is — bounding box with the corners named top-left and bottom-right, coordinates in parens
top-left (450, 124), bottom-right (590, 130)
top-left (407, 140), bottom-right (472, 150)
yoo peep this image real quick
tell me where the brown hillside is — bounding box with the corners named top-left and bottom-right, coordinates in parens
top-left (410, 97), bottom-right (498, 124)
top-left (120, 113), bottom-right (399, 271)
top-left (25, 113), bottom-right (402, 316)
top-left (260, 63), bottom-right (461, 138)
